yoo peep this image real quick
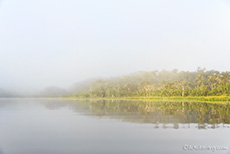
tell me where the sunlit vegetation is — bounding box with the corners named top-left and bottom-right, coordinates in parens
top-left (69, 68), bottom-right (230, 100)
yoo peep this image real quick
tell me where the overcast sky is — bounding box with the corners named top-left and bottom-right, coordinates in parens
top-left (0, 0), bottom-right (230, 92)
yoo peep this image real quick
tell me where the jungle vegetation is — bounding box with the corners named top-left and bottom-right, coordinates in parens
top-left (71, 68), bottom-right (230, 98)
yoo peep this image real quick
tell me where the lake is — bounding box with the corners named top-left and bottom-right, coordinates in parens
top-left (0, 98), bottom-right (230, 154)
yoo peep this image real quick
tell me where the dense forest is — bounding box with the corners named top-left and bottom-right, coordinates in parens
top-left (72, 68), bottom-right (230, 98)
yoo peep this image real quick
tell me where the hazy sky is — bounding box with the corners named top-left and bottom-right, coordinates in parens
top-left (0, 0), bottom-right (230, 92)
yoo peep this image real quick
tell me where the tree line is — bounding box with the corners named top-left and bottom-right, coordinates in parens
top-left (72, 68), bottom-right (230, 97)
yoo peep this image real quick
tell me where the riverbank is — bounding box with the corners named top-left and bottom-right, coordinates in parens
top-left (61, 96), bottom-right (230, 103)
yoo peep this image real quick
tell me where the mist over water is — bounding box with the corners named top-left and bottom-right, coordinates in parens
top-left (0, 0), bottom-right (230, 94)
top-left (1, 2), bottom-right (230, 154)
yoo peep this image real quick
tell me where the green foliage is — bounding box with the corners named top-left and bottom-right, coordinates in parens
top-left (72, 68), bottom-right (230, 98)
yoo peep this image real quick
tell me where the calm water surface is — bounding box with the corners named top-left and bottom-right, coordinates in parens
top-left (0, 98), bottom-right (230, 154)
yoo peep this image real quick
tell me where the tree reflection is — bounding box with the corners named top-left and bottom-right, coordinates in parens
top-left (26, 98), bottom-right (230, 129)
top-left (66, 99), bottom-right (230, 129)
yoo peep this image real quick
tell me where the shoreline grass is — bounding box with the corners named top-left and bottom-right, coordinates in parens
top-left (61, 96), bottom-right (230, 103)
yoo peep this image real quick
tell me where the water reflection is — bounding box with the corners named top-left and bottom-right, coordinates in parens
top-left (40, 99), bottom-right (230, 129)
top-left (1, 98), bottom-right (230, 154)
